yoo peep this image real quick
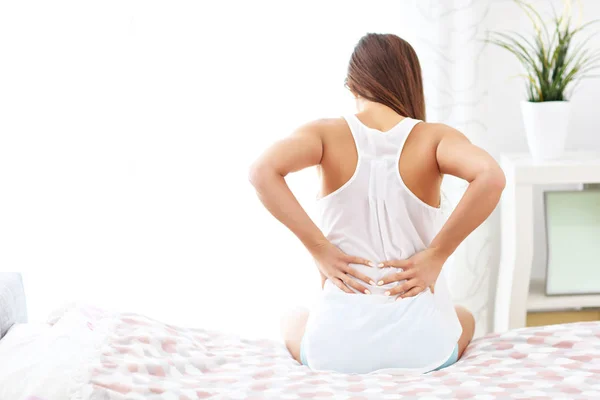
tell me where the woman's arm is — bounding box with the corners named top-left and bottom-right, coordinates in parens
top-left (378, 125), bottom-right (505, 298)
top-left (249, 120), bottom-right (375, 293)
top-left (430, 126), bottom-right (506, 257)
top-left (248, 121), bottom-right (326, 251)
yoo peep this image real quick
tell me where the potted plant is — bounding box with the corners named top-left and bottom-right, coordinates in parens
top-left (488, 0), bottom-right (600, 161)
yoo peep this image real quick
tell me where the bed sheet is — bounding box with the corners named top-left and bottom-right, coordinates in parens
top-left (2, 306), bottom-right (600, 399)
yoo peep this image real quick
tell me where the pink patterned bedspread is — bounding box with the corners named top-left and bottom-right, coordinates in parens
top-left (75, 310), bottom-right (600, 399)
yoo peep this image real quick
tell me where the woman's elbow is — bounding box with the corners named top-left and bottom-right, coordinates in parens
top-left (248, 161), bottom-right (265, 188)
top-left (482, 165), bottom-right (506, 194)
top-left (248, 160), bottom-right (277, 190)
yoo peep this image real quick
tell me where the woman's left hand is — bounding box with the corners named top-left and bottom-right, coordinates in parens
top-left (377, 247), bottom-right (448, 299)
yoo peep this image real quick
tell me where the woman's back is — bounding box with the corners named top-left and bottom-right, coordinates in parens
top-left (318, 112), bottom-right (442, 213)
top-left (317, 113), bottom-right (443, 294)
top-left (302, 112), bottom-right (463, 373)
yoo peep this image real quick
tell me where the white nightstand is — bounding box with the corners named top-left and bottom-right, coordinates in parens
top-left (494, 152), bottom-right (600, 332)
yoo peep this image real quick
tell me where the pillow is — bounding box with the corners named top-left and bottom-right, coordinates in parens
top-left (0, 273), bottom-right (27, 339)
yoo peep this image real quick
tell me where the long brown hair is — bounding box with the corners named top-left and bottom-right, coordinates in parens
top-left (346, 33), bottom-right (426, 121)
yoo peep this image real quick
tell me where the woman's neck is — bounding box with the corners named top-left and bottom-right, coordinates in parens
top-left (354, 97), bottom-right (405, 129)
top-left (355, 97), bottom-right (399, 118)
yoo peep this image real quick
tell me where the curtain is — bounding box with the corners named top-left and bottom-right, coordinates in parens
top-left (1, 0), bottom-right (496, 338)
top-left (414, 1), bottom-right (496, 337)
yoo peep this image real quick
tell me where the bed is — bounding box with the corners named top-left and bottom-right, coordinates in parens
top-left (1, 274), bottom-right (599, 399)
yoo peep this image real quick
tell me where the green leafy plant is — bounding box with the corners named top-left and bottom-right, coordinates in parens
top-left (487, 0), bottom-right (600, 102)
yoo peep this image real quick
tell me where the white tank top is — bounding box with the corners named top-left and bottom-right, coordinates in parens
top-left (303, 114), bottom-right (463, 374)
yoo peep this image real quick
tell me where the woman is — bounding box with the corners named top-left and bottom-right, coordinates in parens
top-left (249, 33), bottom-right (505, 374)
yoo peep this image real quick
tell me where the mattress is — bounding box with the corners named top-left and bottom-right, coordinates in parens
top-left (0, 305), bottom-right (599, 399)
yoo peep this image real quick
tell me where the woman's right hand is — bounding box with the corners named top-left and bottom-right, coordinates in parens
top-left (309, 241), bottom-right (376, 294)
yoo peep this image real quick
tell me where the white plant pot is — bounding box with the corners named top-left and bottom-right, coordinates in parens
top-left (520, 100), bottom-right (571, 161)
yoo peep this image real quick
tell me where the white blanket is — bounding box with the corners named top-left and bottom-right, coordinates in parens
top-left (0, 305), bottom-right (112, 400)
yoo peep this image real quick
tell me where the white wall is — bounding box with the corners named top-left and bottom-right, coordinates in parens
top-left (483, 0), bottom-right (600, 297)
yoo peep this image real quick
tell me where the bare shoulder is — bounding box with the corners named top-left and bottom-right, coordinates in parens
top-left (292, 118), bottom-right (350, 145)
top-left (412, 121), bottom-right (469, 143)
top-left (295, 117), bottom-right (347, 133)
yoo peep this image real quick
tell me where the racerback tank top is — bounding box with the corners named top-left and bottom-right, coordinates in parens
top-left (302, 114), bottom-right (463, 374)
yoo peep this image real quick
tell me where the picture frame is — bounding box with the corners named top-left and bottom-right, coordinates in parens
top-left (544, 189), bottom-right (600, 296)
